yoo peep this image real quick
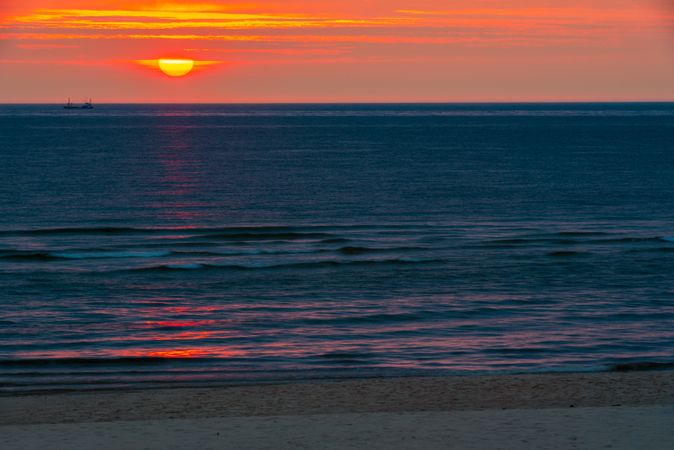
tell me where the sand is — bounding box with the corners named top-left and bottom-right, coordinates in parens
top-left (1, 371), bottom-right (673, 449)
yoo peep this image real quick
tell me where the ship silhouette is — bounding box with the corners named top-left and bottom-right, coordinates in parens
top-left (64, 98), bottom-right (94, 109)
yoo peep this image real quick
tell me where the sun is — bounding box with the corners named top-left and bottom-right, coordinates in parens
top-left (136, 58), bottom-right (218, 77)
top-left (158, 59), bottom-right (195, 77)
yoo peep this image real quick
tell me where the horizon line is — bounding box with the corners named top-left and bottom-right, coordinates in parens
top-left (2, 101), bottom-right (674, 105)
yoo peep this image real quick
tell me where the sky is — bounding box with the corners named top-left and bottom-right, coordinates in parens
top-left (0, 0), bottom-right (673, 103)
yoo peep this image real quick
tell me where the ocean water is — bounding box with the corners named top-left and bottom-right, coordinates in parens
top-left (1, 103), bottom-right (674, 392)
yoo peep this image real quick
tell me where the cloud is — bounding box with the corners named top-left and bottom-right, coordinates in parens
top-left (2, 1), bottom-right (672, 70)
top-left (16, 43), bottom-right (80, 49)
top-left (2, 3), bottom-right (657, 47)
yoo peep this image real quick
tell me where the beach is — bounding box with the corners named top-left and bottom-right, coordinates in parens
top-left (2, 370), bottom-right (673, 449)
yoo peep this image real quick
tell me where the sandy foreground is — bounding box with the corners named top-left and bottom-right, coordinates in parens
top-left (1, 371), bottom-right (673, 449)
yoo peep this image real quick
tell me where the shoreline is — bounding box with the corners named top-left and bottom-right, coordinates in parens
top-left (4, 360), bottom-right (673, 397)
top-left (2, 370), bottom-right (673, 426)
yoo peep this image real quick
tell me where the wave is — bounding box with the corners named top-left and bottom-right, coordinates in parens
top-left (208, 246), bottom-right (422, 256)
top-left (320, 238), bottom-right (351, 244)
top-left (0, 356), bottom-right (213, 367)
top-left (336, 246), bottom-right (424, 255)
top-left (627, 247), bottom-right (674, 254)
top-left (317, 352), bottom-right (372, 364)
top-left (0, 245), bottom-right (427, 263)
top-left (0, 224), bottom-right (414, 237)
top-left (553, 231), bottom-right (612, 237)
top-left (162, 263), bottom-right (205, 270)
top-left (125, 257), bottom-right (444, 273)
top-left (53, 250), bottom-right (172, 259)
top-left (485, 238), bottom-right (578, 247)
top-left (0, 227), bottom-right (148, 236)
top-left (547, 251), bottom-right (588, 257)
top-left (0, 226), bottom-right (349, 246)
top-left (302, 312), bottom-right (423, 325)
top-left (0, 252), bottom-right (65, 261)
top-left (592, 237), bottom-right (667, 244)
top-left (486, 235), bottom-right (674, 247)
top-left (203, 232), bottom-right (335, 241)
top-left (56, 249), bottom-right (287, 259)
top-left (489, 231), bottom-right (609, 244)
top-left (1, 250), bottom-right (183, 261)
top-left (610, 361), bottom-right (674, 372)
top-left (0, 225), bottom-right (321, 238)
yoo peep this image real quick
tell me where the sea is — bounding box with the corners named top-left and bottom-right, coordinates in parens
top-left (1, 103), bottom-right (674, 392)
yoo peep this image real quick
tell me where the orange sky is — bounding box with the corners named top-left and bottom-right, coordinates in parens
top-left (1, 0), bottom-right (673, 102)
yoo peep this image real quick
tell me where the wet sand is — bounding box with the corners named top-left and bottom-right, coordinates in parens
top-left (1, 371), bottom-right (673, 449)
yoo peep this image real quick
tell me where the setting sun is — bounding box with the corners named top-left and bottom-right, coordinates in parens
top-left (137, 58), bottom-right (218, 78)
top-left (158, 59), bottom-right (194, 77)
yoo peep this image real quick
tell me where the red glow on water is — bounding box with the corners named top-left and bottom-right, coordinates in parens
top-left (141, 346), bottom-right (246, 359)
top-left (165, 306), bottom-right (221, 314)
top-left (145, 320), bottom-right (216, 328)
top-left (159, 331), bottom-right (215, 341)
top-left (147, 124), bottom-right (207, 222)
top-left (145, 348), bottom-right (209, 358)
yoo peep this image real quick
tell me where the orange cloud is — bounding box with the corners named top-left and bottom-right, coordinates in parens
top-left (16, 43), bottom-right (80, 49)
top-left (0, 5), bottom-right (653, 48)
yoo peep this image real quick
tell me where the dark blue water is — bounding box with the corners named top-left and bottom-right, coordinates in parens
top-left (2, 103), bottom-right (674, 392)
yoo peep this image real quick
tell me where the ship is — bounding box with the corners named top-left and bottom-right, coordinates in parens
top-left (64, 98), bottom-right (94, 109)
